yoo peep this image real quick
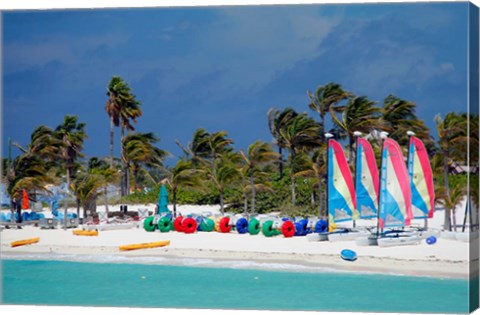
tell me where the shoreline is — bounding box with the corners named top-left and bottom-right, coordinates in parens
top-left (0, 205), bottom-right (472, 281)
top-left (2, 245), bottom-right (469, 280)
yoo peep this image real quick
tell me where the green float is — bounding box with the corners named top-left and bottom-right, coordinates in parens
top-left (248, 218), bottom-right (260, 235)
top-left (143, 216), bottom-right (156, 232)
top-left (157, 216), bottom-right (172, 233)
top-left (200, 218), bottom-right (215, 232)
top-left (261, 220), bottom-right (281, 237)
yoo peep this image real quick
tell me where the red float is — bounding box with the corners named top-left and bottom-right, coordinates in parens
top-left (219, 217), bottom-right (231, 233)
top-left (182, 217), bottom-right (197, 234)
top-left (173, 216), bottom-right (184, 232)
top-left (281, 220), bottom-right (295, 238)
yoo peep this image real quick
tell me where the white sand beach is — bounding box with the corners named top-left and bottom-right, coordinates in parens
top-left (0, 203), bottom-right (474, 279)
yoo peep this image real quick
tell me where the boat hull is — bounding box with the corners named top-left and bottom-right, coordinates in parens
top-left (83, 222), bottom-right (138, 231)
top-left (377, 234), bottom-right (421, 247)
top-left (327, 230), bottom-right (369, 242)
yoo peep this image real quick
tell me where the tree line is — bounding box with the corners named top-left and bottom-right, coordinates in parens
top-left (3, 78), bottom-right (478, 231)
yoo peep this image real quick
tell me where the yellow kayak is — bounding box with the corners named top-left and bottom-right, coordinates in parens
top-left (119, 240), bottom-right (170, 251)
top-left (11, 237), bottom-right (40, 247)
top-left (73, 229), bottom-right (99, 236)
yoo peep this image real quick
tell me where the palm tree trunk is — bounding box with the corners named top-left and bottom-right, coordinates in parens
top-left (109, 118), bottom-right (114, 168)
top-left (291, 175), bottom-right (296, 206)
top-left (220, 193), bottom-right (225, 215)
top-left (121, 126), bottom-right (126, 196)
top-left (452, 208), bottom-right (457, 232)
top-left (278, 146), bottom-right (283, 179)
top-left (349, 136), bottom-right (355, 169)
top-left (462, 199), bottom-right (468, 232)
top-left (244, 192), bottom-right (248, 215)
top-left (318, 175), bottom-right (323, 218)
top-left (173, 189), bottom-right (177, 218)
top-left (319, 115), bottom-right (325, 142)
top-left (133, 165), bottom-right (139, 192)
top-left (443, 155), bottom-right (451, 231)
top-left (125, 165), bottom-right (130, 195)
top-left (250, 170), bottom-right (256, 214)
top-left (290, 149), bottom-right (297, 208)
top-left (76, 198), bottom-right (80, 219)
top-left (104, 186), bottom-right (109, 218)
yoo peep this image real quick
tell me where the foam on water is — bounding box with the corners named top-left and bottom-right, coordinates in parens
top-left (1, 252), bottom-right (343, 274)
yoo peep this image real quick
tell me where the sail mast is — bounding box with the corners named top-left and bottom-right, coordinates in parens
top-left (353, 131), bottom-right (362, 228)
top-left (325, 132), bottom-right (334, 232)
top-left (377, 131), bottom-right (389, 237)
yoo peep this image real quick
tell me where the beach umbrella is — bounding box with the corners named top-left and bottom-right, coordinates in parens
top-left (22, 190), bottom-right (29, 209)
top-left (157, 185), bottom-right (170, 215)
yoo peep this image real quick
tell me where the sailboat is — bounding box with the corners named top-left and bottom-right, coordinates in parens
top-left (375, 136), bottom-right (421, 247)
top-left (323, 135), bottom-right (368, 242)
top-left (406, 132), bottom-right (440, 239)
top-left (355, 135), bottom-right (380, 220)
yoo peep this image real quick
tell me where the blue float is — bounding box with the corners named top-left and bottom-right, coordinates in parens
top-left (340, 249), bottom-right (357, 261)
top-left (426, 236), bottom-right (437, 245)
top-left (314, 220), bottom-right (328, 233)
top-left (236, 218), bottom-right (249, 234)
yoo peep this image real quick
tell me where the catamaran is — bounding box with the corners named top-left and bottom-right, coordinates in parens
top-left (373, 134), bottom-right (421, 247)
top-left (321, 134), bottom-right (369, 242)
top-left (355, 134), bottom-right (380, 221)
top-left (406, 131), bottom-right (440, 239)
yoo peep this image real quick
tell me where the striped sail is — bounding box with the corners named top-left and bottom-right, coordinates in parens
top-left (378, 138), bottom-right (413, 228)
top-left (408, 136), bottom-right (435, 219)
top-left (355, 138), bottom-right (379, 219)
top-left (328, 139), bottom-right (357, 224)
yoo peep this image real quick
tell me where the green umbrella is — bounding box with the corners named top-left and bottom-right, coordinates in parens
top-left (157, 185), bottom-right (170, 215)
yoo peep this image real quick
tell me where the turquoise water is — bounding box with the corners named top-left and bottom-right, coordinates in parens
top-left (1, 259), bottom-right (469, 313)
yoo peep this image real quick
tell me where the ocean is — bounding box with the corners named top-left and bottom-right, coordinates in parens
top-left (0, 258), bottom-right (470, 313)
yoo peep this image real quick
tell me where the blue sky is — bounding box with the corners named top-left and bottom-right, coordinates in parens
top-left (2, 2), bottom-right (472, 164)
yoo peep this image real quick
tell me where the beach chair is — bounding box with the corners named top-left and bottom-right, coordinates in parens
top-left (138, 208), bottom-right (149, 219)
top-left (39, 218), bottom-right (59, 229)
top-left (60, 217), bottom-right (79, 228)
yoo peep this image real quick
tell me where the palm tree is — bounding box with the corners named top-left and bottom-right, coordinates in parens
top-left (123, 132), bottom-right (169, 192)
top-left (54, 115), bottom-right (87, 190)
top-left (13, 126), bottom-right (62, 162)
top-left (78, 157), bottom-right (120, 218)
top-left (239, 141), bottom-right (279, 214)
top-left (73, 164), bottom-right (110, 218)
top-left (382, 95), bottom-right (431, 147)
top-left (330, 96), bottom-right (381, 164)
top-left (278, 113), bottom-right (321, 206)
top-left (7, 154), bottom-right (50, 222)
top-left (178, 128), bottom-right (233, 170)
top-left (238, 166), bottom-right (273, 215)
top-left (294, 147), bottom-right (327, 217)
top-left (307, 82), bottom-right (351, 142)
top-left (162, 159), bottom-right (203, 217)
top-left (202, 154), bottom-right (240, 215)
top-left (267, 107), bottom-right (298, 179)
top-left (106, 77), bottom-right (134, 166)
top-left (105, 76), bottom-right (142, 196)
top-left (437, 181), bottom-right (465, 232)
top-left (435, 112), bottom-right (468, 231)
top-left (12, 125), bottom-right (63, 201)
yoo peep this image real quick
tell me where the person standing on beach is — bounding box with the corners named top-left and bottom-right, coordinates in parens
top-left (14, 198), bottom-right (22, 226)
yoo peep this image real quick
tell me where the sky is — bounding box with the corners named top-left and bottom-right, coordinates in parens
top-left (1, 2), bottom-right (474, 165)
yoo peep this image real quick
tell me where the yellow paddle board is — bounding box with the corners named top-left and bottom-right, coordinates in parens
top-left (11, 237), bottom-right (40, 247)
top-left (73, 229), bottom-right (99, 236)
top-left (119, 240), bottom-right (170, 251)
